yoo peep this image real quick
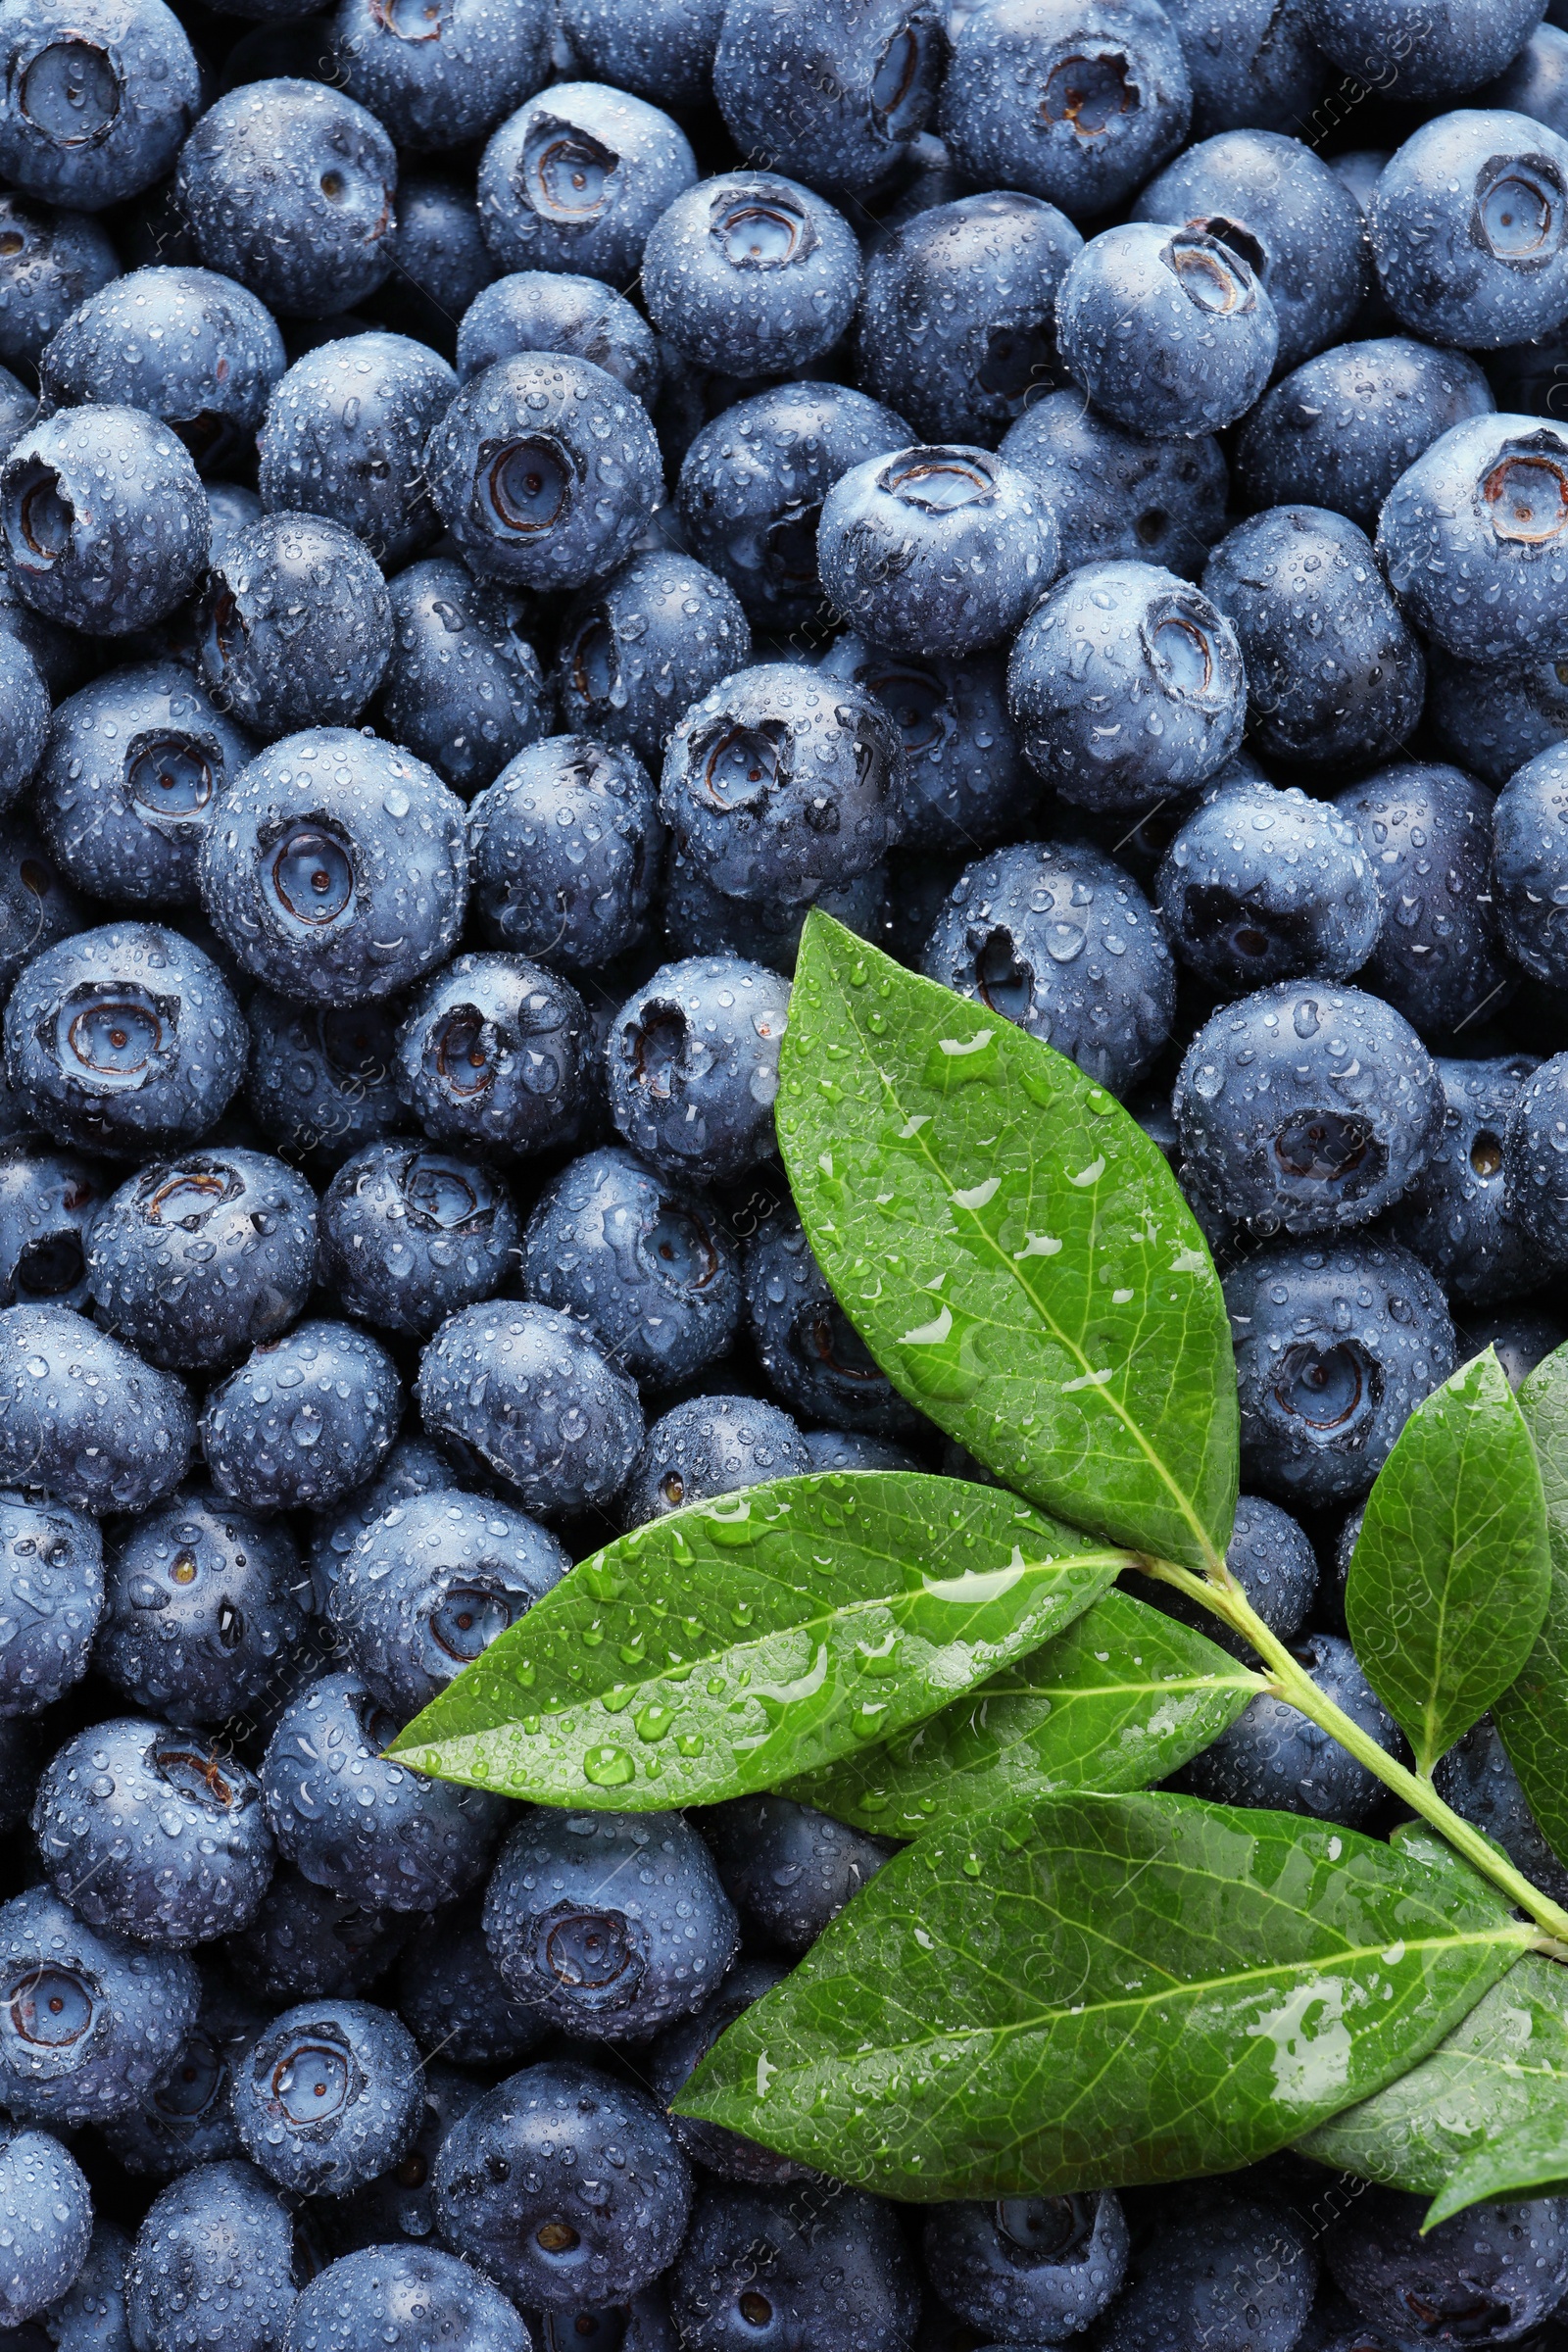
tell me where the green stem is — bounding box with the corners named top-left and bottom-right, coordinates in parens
top-left (1139, 1555), bottom-right (1568, 1947)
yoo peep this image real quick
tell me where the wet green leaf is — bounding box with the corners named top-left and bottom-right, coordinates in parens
top-left (1346, 1348), bottom-right (1549, 1776)
top-left (1424, 2103), bottom-right (1568, 2230)
top-left (674, 1788), bottom-right (1531, 2199)
top-left (1496, 1345), bottom-right (1568, 1867)
top-left (777, 913), bottom-right (1238, 1577)
top-left (387, 1471), bottom-right (1127, 1808)
top-left (785, 1588), bottom-right (1259, 1838)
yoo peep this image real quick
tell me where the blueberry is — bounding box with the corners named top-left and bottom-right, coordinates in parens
top-left (0, 1491), bottom-right (101, 1717)
top-left (1377, 413), bottom-right (1568, 664)
top-left (458, 270), bottom-right (659, 406)
top-left (1504, 1051), bottom-right (1568, 1263)
top-left (477, 82), bottom-right (696, 284)
top-left (0, 193), bottom-right (118, 376)
top-left (395, 1898), bottom-right (549, 2069)
top-left (0, 636), bottom-right (46, 824)
top-left (45, 2217), bottom-right (130, 2352)
top-left (33, 1715), bottom-right (274, 1948)
top-left (259, 333), bottom-right (456, 569)
top-left (468, 735), bottom-right (663, 971)
top-left (1427, 651), bottom-right (1568, 788)
top-left (374, 172), bottom-right (495, 361)
top-left (713, 0), bottom-right (938, 199)
top-left (177, 81), bottom-right (398, 319)
top-left (433, 2060), bottom-right (692, 2308)
top-left (923, 2194), bottom-right (1128, 2344)
top-left (202, 1318), bottom-right (401, 1513)
top-left (0, 1304), bottom-right (192, 1513)
top-left (0, 1136), bottom-right (108, 1315)
top-left (1336, 759), bottom-right (1512, 1038)
top-left (605, 956), bottom-right (788, 1186)
top-left (1056, 224), bottom-right (1277, 439)
top-left (231, 1997), bottom-right (422, 2199)
top-left (1458, 1304), bottom-right (1567, 1391)
top-left (309, 1430), bottom-right (464, 1618)
top-left (1176, 982), bottom-right (1442, 1239)
top-left (1235, 337), bottom-right (1495, 534)
top-left (416, 1300), bottom-right (645, 1518)
top-left (701, 1795), bottom-right (890, 1955)
top-left (245, 992), bottom-right (410, 1173)
top-left (0, 2125), bottom-right (89, 2328)
top-left (197, 517), bottom-right (394, 737)
top-left (101, 1972), bottom-right (270, 2177)
top-left (669, 2180), bottom-right (917, 2352)
top-left (621, 1395), bottom-right (810, 1523)
top-left (520, 1146), bottom-right (740, 1388)
top-left (0, 818), bottom-right (86, 1002)
top-left (328, 0), bottom-right (549, 154)
top-left (320, 1141), bottom-right (519, 1340)
top-left (1098, 2191), bottom-right (1316, 2352)
top-left (1371, 112), bottom-right (1568, 349)
top-left (558, 0), bottom-right (720, 107)
top-left (263, 1668), bottom-right (507, 1910)
top-left (662, 846), bottom-right (889, 974)
top-left (1182, 1628), bottom-right (1402, 1821)
top-left (1000, 392), bottom-right (1228, 580)
top-left (1481, 20), bottom-right (1568, 129)
top-left (749, 1204), bottom-right (924, 1436)
top-left (554, 550), bottom-right (751, 773)
top-left (647, 1958), bottom-right (814, 2187)
top-left (1155, 778), bottom-right (1381, 993)
top-left (642, 172), bottom-right (860, 381)
top-left (0, 0), bottom-right (198, 211)
top-left (334, 1483), bottom-right (566, 1716)
top-left (1202, 505), bottom-right (1424, 770)
top-left (284, 2243), bottom-right (532, 2352)
top-left (800, 1428), bottom-right (919, 1472)
top-left (1162, 0), bottom-right (1326, 139)
top-left (1435, 1714), bottom-right (1568, 1911)
top-left (1494, 738), bottom-right (1568, 991)
top-left (1151, 1493), bottom-right (1319, 1662)
top-left (224, 1865), bottom-right (415, 2004)
top-left (379, 557), bottom-right (552, 802)
top-left (1323, 2187), bottom-right (1568, 2347)
top-left (394, 953), bottom-right (592, 1158)
top-left (815, 633), bottom-right (1029, 855)
top-left (0, 1884), bottom-right (198, 2124)
top-left (1, 404), bottom-right (206, 637)
top-left (523, 2291), bottom-right (677, 2352)
top-left (424, 354), bottom-right (662, 592)
top-left (321, 2057), bottom-right (484, 2259)
top-left (675, 382), bottom-right (911, 630)
top-left (922, 838), bottom-right (1176, 1097)
top-left (1393, 1055), bottom-right (1537, 1306)
top-left (1224, 1235), bottom-right (1455, 1506)
top-left (96, 1487), bottom-right (309, 1723)
top-left (124, 2161), bottom-right (304, 2352)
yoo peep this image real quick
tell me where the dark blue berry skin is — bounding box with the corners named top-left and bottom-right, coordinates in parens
top-left (622, 1395), bottom-right (809, 1524)
top-left (33, 1716), bottom-right (274, 1948)
top-left (320, 1141), bottom-right (519, 1340)
top-left (1098, 2192), bottom-right (1316, 2352)
top-left (1504, 1051), bottom-right (1568, 1264)
top-left (484, 1808), bottom-right (739, 2039)
top-left (374, 172), bottom-right (495, 362)
top-left (0, 2123), bottom-right (90, 2328)
top-left (0, 0), bottom-right (198, 212)
top-left (435, 2061), bottom-right (692, 2309)
top-left (1225, 1235), bottom-right (1455, 1507)
top-left (0, 814), bottom-right (83, 1001)
top-left (662, 849), bottom-right (888, 975)
top-left (0, 193), bottom-right (118, 375)
top-left (96, 1488), bottom-right (309, 1723)
top-left (197, 517), bottom-right (394, 739)
top-left (0, 637), bottom-right (44, 821)
top-left (311, 1431), bottom-right (460, 1621)
top-left (1336, 760), bottom-right (1512, 1039)
top-left (202, 1318), bottom-right (401, 1514)
top-left (231, 1997), bottom-right (422, 2198)
top-left (816, 635), bottom-right (1028, 855)
top-left (1163, 0), bottom-right (1326, 137)
top-left (1482, 19), bottom-right (1568, 128)
top-left (520, 1146), bottom-right (740, 1388)
top-left (1436, 1714), bottom-right (1568, 1910)
top-left (1007, 562), bottom-right (1246, 814)
top-left (802, 1428), bottom-right (918, 1472)
top-left (1370, 112), bottom-right (1568, 350)
top-left (1427, 652), bottom-right (1568, 788)
top-left (285, 2243), bottom-right (532, 2352)
top-left (1305, 0), bottom-right (1542, 94)
top-left (396, 1900), bottom-right (547, 2069)
top-left (1056, 225), bottom-right (1277, 440)
top-left (37, 662), bottom-right (259, 914)
top-left (1150, 1492), bottom-right (1319, 1661)
top-left (329, 0), bottom-right (550, 154)
top-left (1235, 338), bottom-right (1495, 536)
top-left (264, 1668), bottom-right (507, 1910)
top-left (1182, 1630), bottom-right (1401, 1823)
top-left (702, 1795), bottom-right (891, 1955)
top-left (555, 551), bottom-right (752, 774)
top-left (713, 0), bottom-right (939, 199)
top-left (380, 557), bottom-right (551, 803)
top-left (941, 0), bottom-right (1189, 219)
top-left (124, 2160), bottom-right (303, 2352)
top-left (39, 267), bottom-right (285, 476)
top-left (101, 1976), bottom-right (270, 2180)
top-left (1155, 780), bottom-right (1381, 994)
top-left (1495, 739), bottom-right (1568, 988)
top-left (322, 2057), bottom-right (483, 2258)
top-left (0, 404), bottom-right (206, 637)
top-left (416, 1299), bottom-right (645, 1517)
top-left (643, 174), bottom-right (862, 380)
top-left (676, 383), bottom-right (911, 631)
top-left (1324, 2187), bottom-right (1568, 2345)
top-left (0, 1491), bottom-right (101, 1716)
top-left (177, 81), bottom-right (398, 320)
top-left (477, 82), bottom-right (696, 284)
top-left (819, 443), bottom-right (1058, 662)
top-left (468, 736), bottom-right (663, 971)
top-left (744, 1203), bottom-right (924, 1439)
top-left (335, 1483), bottom-right (566, 1716)
top-left (923, 2195), bottom-right (1128, 2345)
top-left (0, 1884), bottom-right (198, 2124)
top-left (647, 1958), bottom-right (813, 2187)
top-left (201, 727), bottom-right (467, 1005)
top-left (855, 193), bottom-right (1081, 447)
top-left (0, 368), bottom-right (33, 469)
top-left (0, 1302), bottom-right (192, 1512)
top-left (1000, 394), bottom-right (1228, 581)
top-left (1393, 1056), bottom-right (1537, 1306)
top-left (559, 0), bottom-right (720, 106)
top-left (458, 271), bottom-right (659, 407)
top-left (259, 333), bottom-right (456, 570)
top-left (0, 1136), bottom-right (108, 1315)
top-left (1458, 1306), bottom-right (1566, 1391)
top-left (1202, 506), bottom-right (1424, 771)
top-left (224, 1865), bottom-right (415, 2005)
top-left (423, 354), bottom-right (662, 593)
top-left (1378, 414), bottom-right (1568, 664)
top-left (671, 2180), bottom-right (916, 2352)
top-left (923, 839), bottom-right (1175, 1099)
top-left (86, 1147), bottom-right (319, 1370)
top-left (246, 992), bottom-right (411, 1173)
top-left (46, 2215), bottom-right (130, 2352)
top-left (394, 953), bottom-right (592, 1159)
top-left (1176, 983), bottom-right (1442, 1240)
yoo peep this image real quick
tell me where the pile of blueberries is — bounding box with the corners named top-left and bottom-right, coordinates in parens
top-left (0, 0), bottom-right (1568, 2336)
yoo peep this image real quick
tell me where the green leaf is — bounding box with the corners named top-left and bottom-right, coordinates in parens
top-left (777, 912), bottom-right (1238, 1576)
top-left (1298, 1954), bottom-right (1568, 2212)
top-left (1345, 1348), bottom-right (1550, 1777)
top-left (1424, 2103), bottom-right (1568, 2230)
top-left (1496, 1344), bottom-right (1568, 1866)
top-left (674, 1788), bottom-right (1532, 2199)
top-left (784, 1588), bottom-right (1260, 1838)
top-left (387, 1471), bottom-right (1127, 1808)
